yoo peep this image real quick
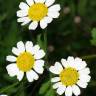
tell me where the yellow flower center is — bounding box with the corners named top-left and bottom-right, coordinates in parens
top-left (16, 52), bottom-right (35, 72)
top-left (28, 3), bottom-right (48, 21)
top-left (60, 67), bottom-right (79, 86)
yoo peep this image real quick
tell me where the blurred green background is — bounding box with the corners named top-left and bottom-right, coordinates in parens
top-left (0, 0), bottom-right (96, 96)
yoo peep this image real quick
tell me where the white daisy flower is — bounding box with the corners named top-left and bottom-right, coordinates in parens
top-left (17, 0), bottom-right (61, 30)
top-left (49, 56), bottom-right (91, 96)
top-left (6, 41), bottom-right (45, 82)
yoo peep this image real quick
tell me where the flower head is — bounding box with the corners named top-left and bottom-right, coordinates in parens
top-left (17, 0), bottom-right (60, 30)
top-left (6, 41), bottom-right (45, 82)
top-left (49, 56), bottom-right (91, 96)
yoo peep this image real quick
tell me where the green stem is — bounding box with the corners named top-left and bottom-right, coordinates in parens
top-left (82, 54), bottom-right (96, 60)
top-left (43, 28), bottom-right (47, 53)
top-left (43, 28), bottom-right (49, 70)
top-left (0, 82), bottom-right (19, 93)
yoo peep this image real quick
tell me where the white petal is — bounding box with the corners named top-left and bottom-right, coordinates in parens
top-left (6, 63), bottom-right (24, 81)
top-left (40, 0), bottom-right (46, 3)
top-left (17, 71), bottom-right (24, 81)
top-left (51, 77), bottom-right (60, 82)
top-left (61, 58), bottom-right (69, 68)
top-left (17, 10), bottom-right (28, 17)
top-left (44, 16), bottom-right (53, 23)
top-left (6, 55), bottom-right (16, 62)
top-left (75, 58), bottom-right (87, 70)
top-left (48, 11), bottom-right (60, 18)
top-left (12, 47), bottom-right (21, 56)
top-left (31, 45), bottom-right (40, 55)
top-left (17, 17), bottom-right (31, 25)
top-left (26, 70), bottom-right (39, 82)
top-left (19, 2), bottom-right (29, 10)
top-left (34, 66), bottom-right (44, 74)
top-left (0, 95), bottom-right (7, 96)
top-left (67, 56), bottom-right (75, 68)
top-left (79, 74), bottom-right (91, 83)
top-left (25, 41), bottom-right (33, 53)
top-left (79, 61), bottom-right (87, 70)
top-left (41, 16), bottom-right (53, 25)
top-left (34, 50), bottom-right (45, 59)
top-left (29, 21), bottom-right (38, 30)
top-left (40, 19), bottom-right (48, 29)
top-left (49, 62), bottom-right (63, 74)
top-left (34, 60), bottom-right (45, 67)
top-left (33, 60), bottom-right (44, 74)
top-left (65, 86), bottom-right (72, 96)
top-left (77, 80), bottom-right (88, 88)
top-left (21, 21), bottom-right (30, 26)
top-left (34, 0), bottom-right (45, 3)
top-left (6, 64), bottom-right (19, 77)
top-left (79, 68), bottom-right (90, 75)
top-left (26, 0), bottom-right (34, 6)
top-left (45, 0), bottom-right (55, 7)
top-left (57, 85), bottom-right (66, 95)
top-left (17, 41), bottom-right (25, 53)
top-left (72, 85), bottom-right (81, 96)
top-left (48, 4), bottom-right (60, 12)
top-left (52, 82), bottom-right (62, 89)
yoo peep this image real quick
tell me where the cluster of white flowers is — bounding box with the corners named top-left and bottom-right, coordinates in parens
top-left (1, 0), bottom-right (92, 96)
top-left (5, 41), bottom-right (91, 96)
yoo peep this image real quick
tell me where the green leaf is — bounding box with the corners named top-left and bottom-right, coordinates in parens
top-left (0, 82), bottom-right (19, 94)
top-left (37, 34), bottom-right (44, 49)
top-left (45, 87), bottom-right (55, 96)
top-left (39, 80), bottom-right (50, 95)
top-left (89, 80), bottom-right (96, 87)
top-left (91, 28), bottom-right (96, 38)
top-left (3, 20), bottom-right (22, 56)
top-left (0, 14), bottom-right (7, 22)
top-left (90, 28), bottom-right (96, 46)
top-left (39, 80), bottom-right (55, 96)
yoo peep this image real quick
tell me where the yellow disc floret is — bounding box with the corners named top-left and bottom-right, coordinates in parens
top-left (60, 67), bottom-right (79, 86)
top-left (28, 3), bottom-right (48, 21)
top-left (17, 52), bottom-right (35, 72)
